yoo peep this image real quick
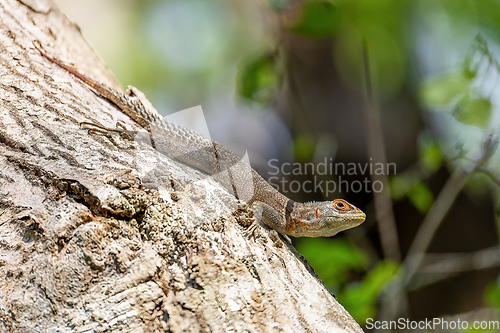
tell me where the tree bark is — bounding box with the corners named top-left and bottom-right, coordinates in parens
top-left (0, 0), bottom-right (363, 332)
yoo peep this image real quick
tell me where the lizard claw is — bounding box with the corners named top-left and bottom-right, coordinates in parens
top-left (80, 121), bottom-right (136, 140)
top-left (244, 220), bottom-right (262, 240)
top-left (80, 121), bottom-right (137, 149)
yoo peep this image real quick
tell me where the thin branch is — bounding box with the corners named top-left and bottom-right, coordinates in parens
top-left (378, 135), bottom-right (498, 322)
top-left (408, 245), bottom-right (500, 290)
top-left (361, 40), bottom-right (401, 261)
top-left (404, 134), bottom-right (498, 285)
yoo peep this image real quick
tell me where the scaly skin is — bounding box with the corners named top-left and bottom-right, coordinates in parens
top-left (33, 40), bottom-right (366, 237)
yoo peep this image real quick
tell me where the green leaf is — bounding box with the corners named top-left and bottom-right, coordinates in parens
top-left (297, 238), bottom-right (368, 287)
top-left (407, 182), bottom-right (434, 214)
top-left (291, 1), bottom-right (341, 38)
top-left (419, 72), bottom-right (471, 107)
top-left (452, 96), bottom-right (492, 129)
top-left (236, 54), bottom-right (277, 105)
top-left (484, 281), bottom-right (500, 308)
top-left (418, 135), bottom-right (443, 172)
top-left (388, 172), bottom-right (420, 200)
top-left (338, 261), bottom-right (399, 322)
top-left (294, 135), bottom-right (317, 162)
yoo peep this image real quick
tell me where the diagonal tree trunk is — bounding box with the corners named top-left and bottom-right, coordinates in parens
top-left (0, 0), bottom-right (363, 331)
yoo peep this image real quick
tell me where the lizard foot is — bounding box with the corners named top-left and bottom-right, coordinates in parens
top-left (80, 121), bottom-right (137, 149)
top-left (80, 121), bottom-right (136, 139)
top-left (244, 220), bottom-right (262, 240)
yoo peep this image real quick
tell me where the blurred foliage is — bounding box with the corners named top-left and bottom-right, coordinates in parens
top-left (485, 281), bottom-right (500, 308)
top-left (333, 0), bottom-right (408, 94)
top-left (291, 1), bottom-right (341, 38)
top-left (389, 134), bottom-right (443, 213)
top-left (297, 238), bottom-right (367, 288)
top-left (338, 261), bottom-right (399, 322)
top-left (293, 135), bottom-right (318, 162)
top-left (458, 328), bottom-right (498, 333)
top-left (297, 239), bottom-right (399, 323)
top-left (390, 173), bottom-right (434, 213)
top-left (453, 96), bottom-right (492, 129)
top-left (419, 72), bottom-right (472, 107)
top-left (407, 182), bottom-right (434, 214)
top-left (284, 0), bottom-right (500, 327)
top-left (419, 35), bottom-right (494, 130)
top-left (236, 53), bottom-right (279, 105)
top-left (418, 134), bottom-right (444, 172)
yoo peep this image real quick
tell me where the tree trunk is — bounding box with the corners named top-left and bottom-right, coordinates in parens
top-left (0, 0), bottom-right (363, 332)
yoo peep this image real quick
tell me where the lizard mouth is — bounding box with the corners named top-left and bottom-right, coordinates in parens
top-left (356, 211), bottom-right (367, 221)
top-left (324, 211), bottom-right (366, 226)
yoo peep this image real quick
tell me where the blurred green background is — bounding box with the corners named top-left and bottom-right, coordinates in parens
top-left (55, 0), bottom-right (500, 331)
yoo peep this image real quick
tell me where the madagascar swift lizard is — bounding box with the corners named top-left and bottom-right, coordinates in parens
top-left (33, 40), bottom-right (366, 237)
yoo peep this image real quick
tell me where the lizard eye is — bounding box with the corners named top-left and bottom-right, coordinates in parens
top-left (332, 199), bottom-right (349, 211)
top-left (315, 208), bottom-right (321, 218)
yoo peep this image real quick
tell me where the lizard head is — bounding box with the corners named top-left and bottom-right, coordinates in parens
top-left (290, 199), bottom-right (366, 237)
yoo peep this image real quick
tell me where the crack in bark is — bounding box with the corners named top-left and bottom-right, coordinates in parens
top-left (0, 129), bottom-right (30, 153)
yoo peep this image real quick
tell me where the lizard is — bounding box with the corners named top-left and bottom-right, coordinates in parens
top-left (32, 40), bottom-right (366, 237)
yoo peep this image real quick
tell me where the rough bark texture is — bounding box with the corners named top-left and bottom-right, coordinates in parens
top-left (0, 1), bottom-right (363, 332)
